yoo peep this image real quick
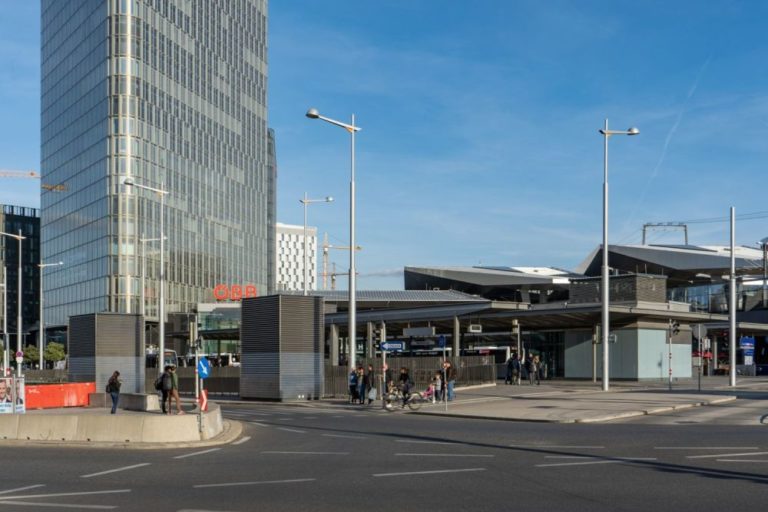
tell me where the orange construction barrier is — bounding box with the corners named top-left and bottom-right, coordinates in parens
top-left (26, 382), bottom-right (96, 409)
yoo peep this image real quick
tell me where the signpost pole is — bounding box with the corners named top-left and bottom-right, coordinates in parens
top-left (381, 347), bottom-right (387, 410)
top-left (697, 324), bottom-right (702, 393)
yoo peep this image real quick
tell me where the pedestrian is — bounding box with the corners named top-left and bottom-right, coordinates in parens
top-left (348, 368), bottom-right (359, 404)
top-left (505, 355), bottom-right (515, 384)
top-left (160, 365), bottom-right (173, 414)
top-left (433, 371), bottom-right (442, 402)
top-left (170, 365), bottom-right (185, 414)
top-left (444, 361), bottom-right (457, 401)
top-left (106, 370), bottom-right (121, 414)
top-left (365, 364), bottom-right (376, 404)
top-left (356, 366), bottom-right (366, 405)
top-left (512, 353), bottom-right (522, 385)
top-left (530, 355), bottom-right (540, 385)
top-left (398, 367), bottom-right (413, 407)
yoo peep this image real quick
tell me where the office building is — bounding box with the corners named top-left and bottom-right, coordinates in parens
top-left (40, 0), bottom-right (273, 328)
top-left (0, 205), bottom-right (41, 351)
top-left (276, 223), bottom-right (318, 292)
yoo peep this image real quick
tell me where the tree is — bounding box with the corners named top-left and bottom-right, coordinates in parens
top-left (22, 345), bottom-right (39, 367)
top-left (44, 342), bottom-right (66, 366)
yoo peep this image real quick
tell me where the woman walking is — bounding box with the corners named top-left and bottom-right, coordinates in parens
top-left (106, 371), bottom-right (121, 414)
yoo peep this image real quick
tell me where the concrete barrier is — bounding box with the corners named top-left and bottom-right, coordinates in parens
top-left (88, 392), bottom-right (161, 412)
top-left (0, 403), bottom-right (224, 443)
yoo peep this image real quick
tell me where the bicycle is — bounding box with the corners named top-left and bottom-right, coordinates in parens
top-left (383, 388), bottom-right (426, 412)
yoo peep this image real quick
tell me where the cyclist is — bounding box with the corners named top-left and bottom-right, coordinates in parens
top-left (398, 367), bottom-right (413, 408)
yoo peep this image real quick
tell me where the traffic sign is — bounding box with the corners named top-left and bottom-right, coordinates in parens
top-left (437, 335), bottom-right (446, 349)
top-left (198, 358), bottom-right (211, 379)
top-left (15, 351), bottom-right (23, 365)
top-left (198, 389), bottom-right (208, 411)
top-left (381, 341), bottom-right (405, 351)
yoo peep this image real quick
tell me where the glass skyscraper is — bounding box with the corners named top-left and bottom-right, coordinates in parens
top-left (41, 0), bottom-right (273, 328)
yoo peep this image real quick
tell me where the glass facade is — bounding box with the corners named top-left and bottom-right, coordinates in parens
top-left (41, 0), bottom-right (273, 327)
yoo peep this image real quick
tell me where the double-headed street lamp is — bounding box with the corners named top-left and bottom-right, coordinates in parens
top-left (598, 120), bottom-right (639, 391)
top-left (300, 193), bottom-right (333, 295)
top-left (0, 230), bottom-right (25, 377)
top-left (38, 260), bottom-right (63, 369)
top-left (306, 108), bottom-right (361, 369)
top-left (122, 177), bottom-right (169, 377)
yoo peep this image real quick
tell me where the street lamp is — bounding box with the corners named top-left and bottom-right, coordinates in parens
top-left (598, 120), bottom-right (639, 391)
top-left (300, 193), bottom-right (333, 295)
top-left (760, 237), bottom-right (768, 308)
top-left (306, 108), bottom-right (361, 369)
top-left (122, 177), bottom-right (169, 377)
top-left (0, 230), bottom-right (25, 377)
top-left (38, 260), bottom-right (63, 369)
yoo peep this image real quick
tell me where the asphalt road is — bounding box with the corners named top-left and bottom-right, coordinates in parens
top-left (1, 397), bottom-right (767, 512)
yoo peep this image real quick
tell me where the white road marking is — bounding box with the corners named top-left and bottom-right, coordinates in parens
top-left (717, 459), bottom-right (768, 463)
top-left (0, 489), bottom-right (131, 501)
top-left (515, 445), bottom-right (605, 449)
top-left (322, 434), bottom-right (367, 439)
top-left (687, 451), bottom-right (768, 459)
top-left (276, 427), bottom-right (306, 434)
top-left (544, 456), bottom-right (592, 459)
top-left (194, 478), bottom-right (316, 489)
top-left (0, 500), bottom-right (115, 509)
top-left (248, 421), bottom-right (269, 427)
top-left (374, 468), bottom-right (486, 478)
top-left (655, 447), bottom-right (759, 450)
top-left (395, 453), bottom-right (494, 458)
top-left (536, 458), bottom-right (656, 468)
top-left (0, 485), bottom-right (45, 496)
top-left (262, 451), bottom-right (349, 455)
top-left (395, 440), bottom-right (459, 445)
top-left (232, 436), bottom-right (251, 446)
top-left (81, 463), bottom-right (151, 479)
top-left (173, 448), bottom-right (222, 459)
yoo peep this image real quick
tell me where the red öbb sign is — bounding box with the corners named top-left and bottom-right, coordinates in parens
top-left (213, 284), bottom-right (258, 301)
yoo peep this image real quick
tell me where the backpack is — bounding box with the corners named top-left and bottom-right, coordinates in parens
top-left (162, 372), bottom-right (173, 391)
top-left (154, 375), bottom-right (163, 391)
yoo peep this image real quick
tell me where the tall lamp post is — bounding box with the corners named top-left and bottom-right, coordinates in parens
top-left (122, 177), bottom-right (169, 377)
top-left (300, 193), bottom-right (333, 295)
top-left (0, 230), bottom-right (25, 377)
top-left (139, 235), bottom-right (165, 317)
top-left (38, 260), bottom-right (63, 369)
top-left (760, 236), bottom-right (768, 308)
top-left (598, 120), bottom-right (639, 391)
top-left (306, 108), bottom-right (361, 369)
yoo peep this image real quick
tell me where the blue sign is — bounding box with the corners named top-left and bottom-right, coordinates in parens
top-left (437, 335), bottom-right (446, 349)
top-left (198, 358), bottom-right (212, 379)
top-left (739, 337), bottom-right (755, 349)
top-left (381, 341), bottom-right (405, 351)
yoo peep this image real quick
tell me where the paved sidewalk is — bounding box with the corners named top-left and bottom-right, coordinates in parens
top-left (411, 380), bottom-right (748, 423)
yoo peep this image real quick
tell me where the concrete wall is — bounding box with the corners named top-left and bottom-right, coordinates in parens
top-left (0, 404), bottom-right (224, 443)
top-left (637, 329), bottom-right (692, 380)
top-left (564, 329), bottom-right (594, 379)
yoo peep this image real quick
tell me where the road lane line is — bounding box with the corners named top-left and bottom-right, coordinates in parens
top-left (0, 500), bottom-right (115, 509)
top-left (248, 421), bottom-right (269, 427)
top-left (513, 445), bottom-right (604, 449)
top-left (194, 478), bottom-right (316, 489)
top-left (276, 427), bottom-right (306, 434)
top-left (232, 436), bottom-right (251, 446)
top-left (395, 440), bottom-right (459, 445)
top-left (0, 485), bottom-right (45, 496)
top-left (0, 489), bottom-right (131, 501)
top-left (262, 451), bottom-right (349, 455)
top-left (395, 453), bottom-right (494, 458)
top-left (537, 458), bottom-right (656, 468)
top-left (322, 434), bottom-right (367, 439)
top-left (544, 456), bottom-right (592, 459)
top-left (655, 447), bottom-right (759, 450)
top-left (688, 451), bottom-right (768, 459)
top-left (173, 448), bottom-right (222, 459)
top-left (717, 459), bottom-right (768, 463)
top-left (81, 463), bottom-right (151, 479)
top-left (374, 468), bottom-right (486, 478)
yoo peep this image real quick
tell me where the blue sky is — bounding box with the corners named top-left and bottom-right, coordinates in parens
top-left (2, 1), bottom-right (768, 290)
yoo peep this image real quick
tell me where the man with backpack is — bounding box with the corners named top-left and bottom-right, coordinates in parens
top-left (155, 366), bottom-right (173, 414)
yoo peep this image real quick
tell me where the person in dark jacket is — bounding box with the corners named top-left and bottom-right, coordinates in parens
top-left (160, 366), bottom-right (173, 414)
top-left (106, 371), bottom-right (122, 414)
top-left (356, 367), bottom-right (366, 405)
top-left (365, 364), bottom-right (376, 404)
top-left (349, 368), bottom-right (359, 404)
top-left (398, 367), bottom-right (413, 407)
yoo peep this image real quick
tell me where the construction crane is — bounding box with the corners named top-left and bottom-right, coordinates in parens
top-left (0, 169), bottom-right (66, 191)
top-left (321, 232), bottom-right (362, 289)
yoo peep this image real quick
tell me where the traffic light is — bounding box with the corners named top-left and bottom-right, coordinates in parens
top-left (671, 321), bottom-right (680, 336)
